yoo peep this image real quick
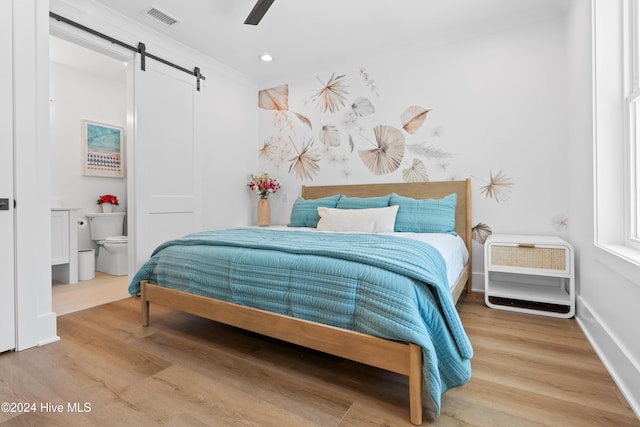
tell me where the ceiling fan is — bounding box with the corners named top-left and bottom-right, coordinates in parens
top-left (244, 0), bottom-right (275, 25)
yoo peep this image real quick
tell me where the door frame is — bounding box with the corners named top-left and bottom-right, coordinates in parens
top-left (49, 24), bottom-right (137, 277)
top-left (0, 0), bottom-right (15, 353)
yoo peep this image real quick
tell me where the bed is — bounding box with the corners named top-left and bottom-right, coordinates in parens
top-left (129, 179), bottom-right (473, 425)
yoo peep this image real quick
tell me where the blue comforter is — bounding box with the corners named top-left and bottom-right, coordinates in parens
top-left (129, 228), bottom-right (472, 416)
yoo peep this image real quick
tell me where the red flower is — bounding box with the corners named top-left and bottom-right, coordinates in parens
top-left (247, 173), bottom-right (281, 199)
top-left (96, 194), bottom-right (119, 205)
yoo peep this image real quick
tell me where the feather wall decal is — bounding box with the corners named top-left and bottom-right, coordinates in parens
top-left (288, 137), bottom-right (321, 180)
top-left (406, 143), bottom-right (452, 159)
top-left (472, 223), bottom-right (493, 244)
top-left (402, 159), bottom-right (429, 182)
top-left (312, 73), bottom-right (349, 113)
top-left (259, 84), bottom-right (289, 111)
top-left (294, 113), bottom-right (312, 129)
top-left (359, 125), bottom-right (406, 175)
top-left (479, 170), bottom-right (514, 202)
top-left (351, 96), bottom-right (375, 117)
top-left (401, 106), bottom-right (431, 134)
top-left (319, 125), bottom-right (340, 147)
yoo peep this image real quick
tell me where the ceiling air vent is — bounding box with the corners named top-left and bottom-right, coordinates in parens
top-left (142, 6), bottom-right (180, 27)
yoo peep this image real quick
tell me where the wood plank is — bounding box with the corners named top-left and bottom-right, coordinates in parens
top-left (0, 291), bottom-right (637, 425)
top-left (131, 329), bottom-right (351, 425)
top-left (119, 364), bottom-right (330, 427)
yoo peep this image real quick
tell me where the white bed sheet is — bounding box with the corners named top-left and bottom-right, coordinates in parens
top-left (264, 226), bottom-right (469, 289)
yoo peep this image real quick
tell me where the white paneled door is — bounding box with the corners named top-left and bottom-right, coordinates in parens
top-left (0, 0), bottom-right (16, 353)
top-left (133, 59), bottom-right (202, 270)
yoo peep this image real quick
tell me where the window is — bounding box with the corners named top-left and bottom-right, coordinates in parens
top-left (626, 0), bottom-right (640, 248)
top-left (593, 0), bottom-right (640, 272)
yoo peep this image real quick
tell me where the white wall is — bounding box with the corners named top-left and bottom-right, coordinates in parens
top-left (49, 58), bottom-right (127, 250)
top-left (566, 0), bottom-right (640, 416)
top-left (7, 0), bottom-right (258, 351)
top-left (258, 16), bottom-right (570, 287)
top-left (199, 61), bottom-right (260, 230)
top-left (13, 0), bottom-right (58, 350)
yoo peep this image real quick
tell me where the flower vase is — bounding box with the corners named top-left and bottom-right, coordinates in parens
top-left (257, 198), bottom-right (270, 227)
top-left (102, 203), bottom-right (114, 213)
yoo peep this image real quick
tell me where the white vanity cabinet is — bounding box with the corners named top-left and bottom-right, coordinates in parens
top-left (51, 208), bottom-right (80, 283)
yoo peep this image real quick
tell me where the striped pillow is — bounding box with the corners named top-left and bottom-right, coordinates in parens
top-left (390, 192), bottom-right (457, 233)
top-left (336, 194), bottom-right (391, 209)
top-left (288, 194), bottom-right (341, 227)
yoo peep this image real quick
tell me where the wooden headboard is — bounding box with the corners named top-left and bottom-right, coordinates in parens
top-left (301, 179), bottom-right (472, 257)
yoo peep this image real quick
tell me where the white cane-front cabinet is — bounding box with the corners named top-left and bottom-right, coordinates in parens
top-left (484, 234), bottom-right (575, 318)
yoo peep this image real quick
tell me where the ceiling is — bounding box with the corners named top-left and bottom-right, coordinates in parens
top-left (55, 0), bottom-right (569, 85)
top-left (50, 35), bottom-right (127, 80)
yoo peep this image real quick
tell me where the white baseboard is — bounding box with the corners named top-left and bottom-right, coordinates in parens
top-left (37, 311), bottom-right (59, 347)
top-left (471, 271), bottom-right (485, 293)
top-left (38, 336), bottom-right (60, 346)
top-left (576, 296), bottom-right (640, 419)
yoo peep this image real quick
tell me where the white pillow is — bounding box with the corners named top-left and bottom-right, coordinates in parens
top-left (316, 205), bottom-right (399, 233)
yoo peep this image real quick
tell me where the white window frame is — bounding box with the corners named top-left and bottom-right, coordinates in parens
top-left (593, 0), bottom-right (640, 281)
top-left (627, 0), bottom-right (640, 249)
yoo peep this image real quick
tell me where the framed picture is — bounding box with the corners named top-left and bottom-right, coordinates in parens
top-left (81, 120), bottom-right (125, 178)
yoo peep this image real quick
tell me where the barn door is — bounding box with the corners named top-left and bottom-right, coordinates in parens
top-left (132, 59), bottom-right (202, 271)
top-left (0, 0), bottom-right (15, 353)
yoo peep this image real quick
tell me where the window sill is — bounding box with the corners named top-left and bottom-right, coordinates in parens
top-left (594, 243), bottom-right (640, 285)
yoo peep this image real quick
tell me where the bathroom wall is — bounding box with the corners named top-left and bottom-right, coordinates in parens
top-left (49, 40), bottom-right (127, 251)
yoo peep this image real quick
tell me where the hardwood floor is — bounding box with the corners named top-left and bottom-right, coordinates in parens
top-left (52, 272), bottom-right (130, 315)
top-left (1, 292), bottom-right (638, 426)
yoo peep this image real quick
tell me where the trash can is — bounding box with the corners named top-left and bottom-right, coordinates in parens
top-left (78, 249), bottom-right (95, 281)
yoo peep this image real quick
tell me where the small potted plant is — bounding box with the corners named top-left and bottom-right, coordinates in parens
top-left (96, 194), bottom-right (119, 213)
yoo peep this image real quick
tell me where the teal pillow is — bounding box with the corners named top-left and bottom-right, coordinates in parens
top-left (390, 192), bottom-right (457, 233)
top-left (288, 194), bottom-right (341, 227)
top-left (336, 194), bottom-right (391, 209)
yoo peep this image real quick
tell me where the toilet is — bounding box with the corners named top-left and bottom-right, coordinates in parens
top-left (86, 212), bottom-right (128, 276)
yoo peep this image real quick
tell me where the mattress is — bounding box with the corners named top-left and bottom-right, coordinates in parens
top-left (267, 225), bottom-right (469, 288)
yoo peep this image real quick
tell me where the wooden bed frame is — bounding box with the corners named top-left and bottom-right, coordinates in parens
top-left (140, 179), bottom-right (472, 425)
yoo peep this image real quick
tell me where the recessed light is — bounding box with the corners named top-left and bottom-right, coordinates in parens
top-left (260, 53), bottom-right (273, 62)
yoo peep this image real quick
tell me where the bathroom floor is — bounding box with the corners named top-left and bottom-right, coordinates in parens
top-left (52, 272), bottom-right (131, 315)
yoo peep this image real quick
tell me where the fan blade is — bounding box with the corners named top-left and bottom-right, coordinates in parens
top-left (244, 0), bottom-right (275, 25)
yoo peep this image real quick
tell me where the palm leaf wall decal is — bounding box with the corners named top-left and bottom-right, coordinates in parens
top-left (258, 84), bottom-right (289, 111)
top-left (319, 125), bottom-right (340, 147)
top-left (479, 170), bottom-right (514, 202)
top-left (402, 158), bottom-right (429, 182)
top-left (351, 96), bottom-right (375, 117)
top-left (258, 140), bottom-right (275, 160)
top-left (472, 222), bottom-right (493, 244)
top-left (288, 137), bottom-right (321, 180)
top-left (259, 84), bottom-right (311, 129)
top-left (312, 73), bottom-right (349, 113)
top-left (401, 105), bottom-right (431, 134)
top-left (358, 125), bottom-right (405, 175)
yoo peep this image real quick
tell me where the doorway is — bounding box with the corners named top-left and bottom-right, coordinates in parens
top-left (49, 34), bottom-right (131, 314)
